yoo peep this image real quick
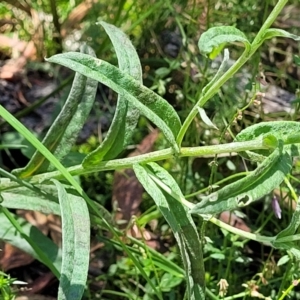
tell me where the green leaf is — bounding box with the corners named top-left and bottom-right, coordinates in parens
top-left (133, 163), bottom-right (205, 299)
top-left (235, 121), bottom-right (300, 157)
top-left (263, 28), bottom-right (300, 42)
top-left (1, 186), bottom-right (60, 215)
top-left (1, 187), bottom-right (115, 232)
top-left (295, 55), bottom-right (300, 66)
top-left (197, 107), bottom-right (218, 130)
top-left (198, 26), bottom-right (250, 57)
top-left (0, 177), bottom-right (114, 231)
top-left (60, 152), bottom-right (86, 168)
top-left (236, 121), bottom-right (300, 142)
top-left (53, 180), bottom-right (90, 300)
top-left (203, 48), bottom-right (230, 95)
top-left (289, 248), bottom-right (300, 260)
top-left (0, 211), bottom-right (62, 274)
top-left (13, 44), bottom-right (98, 178)
top-left (159, 273), bottom-right (183, 292)
top-left (84, 22), bottom-right (142, 165)
top-left (208, 42), bottom-right (226, 60)
top-left (190, 146), bottom-right (292, 215)
top-left (273, 198), bottom-right (300, 251)
top-left (46, 52), bottom-right (181, 164)
top-left (210, 253), bottom-right (225, 260)
top-left (155, 67), bottom-right (172, 78)
top-left (277, 255), bottom-right (290, 266)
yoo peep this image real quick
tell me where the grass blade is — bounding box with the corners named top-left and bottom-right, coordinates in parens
top-left (276, 198), bottom-right (300, 240)
top-left (0, 209), bottom-right (61, 277)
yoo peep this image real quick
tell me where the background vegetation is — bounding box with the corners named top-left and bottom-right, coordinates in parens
top-left (0, 0), bottom-right (300, 299)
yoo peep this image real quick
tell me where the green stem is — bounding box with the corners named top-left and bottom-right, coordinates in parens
top-left (176, 50), bottom-right (250, 146)
top-left (176, 0), bottom-right (288, 146)
top-left (278, 279), bottom-right (299, 300)
top-left (49, 0), bottom-right (62, 52)
top-left (185, 172), bottom-right (248, 198)
top-left (251, 0), bottom-right (288, 47)
top-left (209, 216), bottom-right (274, 246)
top-left (15, 138), bottom-right (269, 186)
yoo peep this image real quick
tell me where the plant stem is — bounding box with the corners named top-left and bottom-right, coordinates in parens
top-left (278, 279), bottom-right (300, 300)
top-left (0, 104), bottom-right (163, 298)
top-left (176, 51), bottom-right (250, 146)
top-left (22, 138), bottom-right (270, 185)
top-left (185, 172), bottom-right (248, 198)
top-left (209, 216), bottom-right (274, 246)
top-left (176, 0), bottom-right (288, 146)
top-left (251, 0), bottom-right (288, 47)
top-left (49, 0), bottom-right (62, 53)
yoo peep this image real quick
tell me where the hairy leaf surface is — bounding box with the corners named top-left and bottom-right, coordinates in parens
top-left (198, 26), bottom-right (250, 57)
top-left (84, 22), bottom-right (142, 165)
top-left (46, 52), bottom-right (181, 163)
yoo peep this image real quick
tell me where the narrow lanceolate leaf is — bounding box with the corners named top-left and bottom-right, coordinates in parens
top-left (263, 28), bottom-right (300, 42)
top-left (203, 48), bottom-right (230, 95)
top-left (133, 163), bottom-right (205, 299)
top-left (46, 52), bottom-right (181, 164)
top-left (198, 26), bottom-right (250, 57)
top-left (48, 45), bottom-right (98, 170)
top-left (0, 212), bottom-right (62, 274)
top-left (190, 146), bottom-right (292, 215)
top-left (197, 107), bottom-right (218, 130)
top-left (273, 198), bottom-right (300, 250)
top-left (0, 180), bottom-right (114, 230)
top-left (12, 44), bottom-right (97, 178)
top-left (1, 186), bottom-right (60, 215)
top-left (83, 21), bottom-right (142, 165)
top-left (53, 180), bottom-right (90, 300)
top-left (272, 199), bottom-right (300, 261)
